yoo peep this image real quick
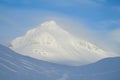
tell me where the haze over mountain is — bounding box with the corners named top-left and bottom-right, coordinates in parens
top-left (10, 21), bottom-right (116, 66)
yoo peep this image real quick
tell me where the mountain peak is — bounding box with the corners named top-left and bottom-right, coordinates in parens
top-left (41, 20), bottom-right (57, 26)
top-left (40, 20), bottom-right (59, 30)
top-left (10, 20), bottom-right (114, 66)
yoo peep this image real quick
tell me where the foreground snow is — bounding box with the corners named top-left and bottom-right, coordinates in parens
top-left (0, 44), bottom-right (120, 80)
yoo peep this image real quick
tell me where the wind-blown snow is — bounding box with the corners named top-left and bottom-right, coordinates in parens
top-left (10, 20), bottom-right (115, 66)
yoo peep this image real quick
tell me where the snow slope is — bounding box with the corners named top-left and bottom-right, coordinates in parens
top-left (10, 20), bottom-right (115, 66)
top-left (0, 44), bottom-right (120, 80)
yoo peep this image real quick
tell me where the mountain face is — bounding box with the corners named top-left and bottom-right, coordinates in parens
top-left (10, 20), bottom-right (115, 66)
top-left (0, 44), bottom-right (120, 80)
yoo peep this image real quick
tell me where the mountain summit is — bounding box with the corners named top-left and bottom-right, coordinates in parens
top-left (10, 20), bottom-right (114, 66)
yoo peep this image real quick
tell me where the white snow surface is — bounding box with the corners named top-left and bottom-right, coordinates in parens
top-left (10, 20), bottom-right (115, 66)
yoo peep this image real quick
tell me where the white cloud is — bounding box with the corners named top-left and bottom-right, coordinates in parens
top-left (91, 19), bottom-right (120, 54)
top-left (58, 19), bottom-right (120, 54)
top-left (97, 20), bottom-right (120, 30)
top-left (111, 29), bottom-right (120, 43)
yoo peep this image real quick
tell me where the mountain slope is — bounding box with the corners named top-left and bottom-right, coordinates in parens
top-left (9, 20), bottom-right (115, 66)
top-left (0, 44), bottom-right (120, 80)
top-left (0, 44), bottom-right (68, 80)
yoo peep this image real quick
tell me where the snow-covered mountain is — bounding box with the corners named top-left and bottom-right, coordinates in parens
top-left (0, 44), bottom-right (120, 80)
top-left (10, 20), bottom-right (115, 66)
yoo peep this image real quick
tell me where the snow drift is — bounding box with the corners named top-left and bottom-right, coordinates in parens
top-left (1, 44), bottom-right (120, 80)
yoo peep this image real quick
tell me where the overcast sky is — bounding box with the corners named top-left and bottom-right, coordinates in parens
top-left (0, 0), bottom-right (120, 54)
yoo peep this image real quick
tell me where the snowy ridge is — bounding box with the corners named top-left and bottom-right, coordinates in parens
top-left (1, 44), bottom-right (120, 80)
top-left (10, 20), bottom-right (115, 66)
